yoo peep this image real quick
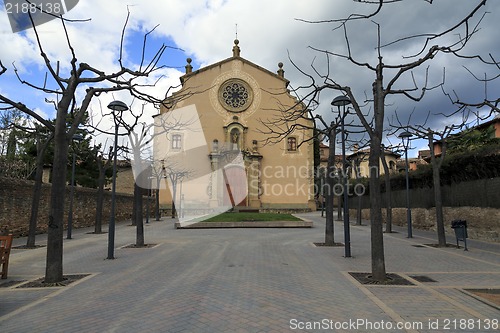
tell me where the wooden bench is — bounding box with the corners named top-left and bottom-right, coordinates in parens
top-left (0, 234), bottom-right (13, 279)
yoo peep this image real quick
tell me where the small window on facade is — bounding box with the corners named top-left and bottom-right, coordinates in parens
top-left (389, 160), bottom-right (396, 172)
top-left (171, 134), bottom-right (182, 150)
top-left (287, 137), bottom-right (297, 152)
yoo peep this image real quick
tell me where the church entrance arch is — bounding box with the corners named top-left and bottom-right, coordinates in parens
top-left (223, 165), bottom-right (248, 207)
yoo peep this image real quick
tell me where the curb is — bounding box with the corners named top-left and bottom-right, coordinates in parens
top-left (175, 220), bottom-right (314, 229)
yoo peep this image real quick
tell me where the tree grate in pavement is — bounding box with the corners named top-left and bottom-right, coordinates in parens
top-left (12, 245), bottom-right (46, 250)
top-left (424, 243), bottom-right (458, 248)
top-left (16, 274), bottom-right (91, 288)
top-left (121, 243), bottom-right (158, 249)
top-left (409, 275), bottom-right (437, 283)
top-left (313, 242), bottom-right (343, 247)
top-left (0, 280), bottom-right (27, 288)
top-left (464, 289), bottom-right (500, 308)
top-left (349, 272), bottom-right (415, 286)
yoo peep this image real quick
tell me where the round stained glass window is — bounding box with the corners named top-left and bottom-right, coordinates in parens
top-left (218, 79), bottom-right (253, 112)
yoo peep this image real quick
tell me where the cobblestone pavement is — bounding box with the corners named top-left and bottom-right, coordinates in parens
top-left (0, 212), bottom-right (499, 332)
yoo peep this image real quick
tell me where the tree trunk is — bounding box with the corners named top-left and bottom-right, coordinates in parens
top-left (369, 140), bottom-right (386, 281)
top-left (155, 188), bottom-right (160, 220)
top-left (171, 180), bottom-right (177, 219)
top-left (370, 73), bottom-right (387, 282)
top-left (45, 109), bottom-right (70, 283)
top-left (354, 161), bottom-right (362, 226)
top-left (356, 194), bottom-right (362, 226)
top-left (95, 159), bottom-right (105, 234)
top-left (337, 183), bottom-right (343, 221)
top-left (131, 190), bottom-right (137, 226)
top-left (427, 131), bottom-right (447, 247)
top-left (433, 163), bottom-right (446, 246)
top-left (27, 136), bottom-right (46, 248)
top-left (324, 127), bottom-right (336, 246)
top-left (134, 182), bottom-right (144, 246)
top-left (6, 130), bottom-right (17, 160)
top-left (381, 158), bottom-right (393, 233)
top-left (155, 176), bottom-right (161, 221)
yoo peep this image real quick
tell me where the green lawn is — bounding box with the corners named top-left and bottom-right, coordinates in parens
top-left (201, 212), bottom-right (302, 222)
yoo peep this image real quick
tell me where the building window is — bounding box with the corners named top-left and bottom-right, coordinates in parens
top-left (389, 160), bottom-right (396, 172)
top-left (171, 134), bottom-right (182, 150)
top-left (287, 137), bottom-right (297, 152)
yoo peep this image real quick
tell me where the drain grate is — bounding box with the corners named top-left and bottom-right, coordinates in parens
top-left (410, 275), bottom-right (437, 283)
top-left (412, 245), bottom-right (426, 248)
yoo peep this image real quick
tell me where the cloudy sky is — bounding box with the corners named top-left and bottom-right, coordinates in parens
top-left (0, 0), bottom-right (498, 156)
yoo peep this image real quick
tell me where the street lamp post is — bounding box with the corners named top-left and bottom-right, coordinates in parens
top-left (155, 175), bottom-right (161, 221)
top-left (146, 175), bottom-right (154, 224)
top-left (180, 178), bottom-right (185, 218)
top-left (332, 95), bottom-right (352, 258)
top-left (146, 186), bottom-right (150, 224)
top-left (398, 131), bottom-right (413, 238)
top-left (67, 133), bottom-right (83, 239)
top-left (107, 100), bottom-right (129, 259)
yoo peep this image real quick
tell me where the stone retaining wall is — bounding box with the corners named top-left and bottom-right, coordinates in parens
top-left (0, 177), bottom-right (135, 237)
top-left (351, 207), bottom-right (500, 243)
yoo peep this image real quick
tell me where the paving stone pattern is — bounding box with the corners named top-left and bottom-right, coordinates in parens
top-left (0, 212), bottom-right (499, 332)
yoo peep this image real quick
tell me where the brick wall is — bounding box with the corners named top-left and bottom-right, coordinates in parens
top-left (0, 177), bottom-right (135, 237)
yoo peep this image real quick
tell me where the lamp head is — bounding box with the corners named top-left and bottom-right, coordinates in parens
top-left (398, 131), bottom-right (413, 148)
top-left (107, 100), bottom-right (129, 112)
top-left (398, 131), bottom-right (413, 140)
top-left (331, 95), bottom-right (351, 107)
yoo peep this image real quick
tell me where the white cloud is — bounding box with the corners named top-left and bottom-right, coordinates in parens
top-left (0, 0), bottom-right (498, 158)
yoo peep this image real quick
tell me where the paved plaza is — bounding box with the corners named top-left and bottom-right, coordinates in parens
top-left (0, 212), bottom-right (499, 332)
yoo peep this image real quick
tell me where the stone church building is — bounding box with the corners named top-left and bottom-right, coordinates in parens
top-left (153, 40), bottom-right (315, 217)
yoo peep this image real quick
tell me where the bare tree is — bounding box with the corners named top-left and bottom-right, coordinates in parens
top-left (122, 102), bottom-right (192, 246)
top-left (287, 0), bottom-right (492, 282)
top-left (404, 123), bottom-right (462, 247)
top-left (94, 145), bottom-right (114, 234)
top-left (0, 117), bottom-right (53, 248)
top-left (162, 161), bottom-right (194, 219)
top-left (324, 124), bottom-right (339, 246)
top-left (128, 122), bottom-right (150, 247)
top-left (26, 126), bottom-right (53, 247)
top-left (379, 144), bottom-right (399, 233)
top-left (349, 152), bottom-right (363, 226)
top-left (0, 12), bottom-right (171, 283)
top-left (150, 160), bottom-right (166, 221)
top-left (260, 96), bottom-right (340, 246)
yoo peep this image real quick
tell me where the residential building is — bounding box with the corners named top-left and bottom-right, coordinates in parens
top-left (346, 148), bottom-right (399, 178)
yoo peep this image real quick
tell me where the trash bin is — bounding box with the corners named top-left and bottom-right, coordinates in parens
top-left (451, 219), bottom-right (468, 251)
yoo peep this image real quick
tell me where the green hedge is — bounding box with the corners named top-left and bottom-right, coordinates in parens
top-left (371, 142), bottom-right (500, 193)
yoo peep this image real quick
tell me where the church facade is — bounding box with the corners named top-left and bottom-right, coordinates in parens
top-left (153, 40), bottom-right (315, 216)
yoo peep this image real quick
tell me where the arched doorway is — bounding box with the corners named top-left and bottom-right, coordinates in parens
top-left (223, 165), bottom-right (247, 207)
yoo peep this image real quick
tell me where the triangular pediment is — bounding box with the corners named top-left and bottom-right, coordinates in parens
top-left (180, 56), bottom-right (289, 87)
